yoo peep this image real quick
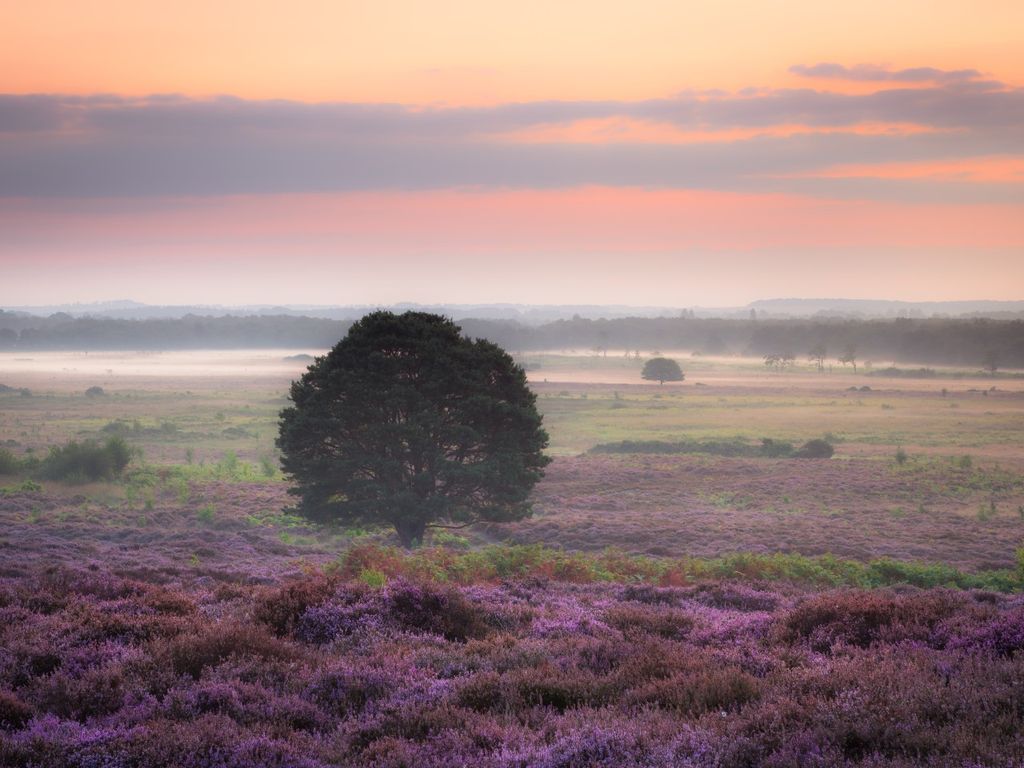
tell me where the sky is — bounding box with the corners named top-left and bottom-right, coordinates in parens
top-left (1, 0), bottom-right (1022, 307)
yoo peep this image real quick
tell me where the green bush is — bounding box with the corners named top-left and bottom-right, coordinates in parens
top-left (591, 437), bottom-right (817, 459)
top-left (759, 438), bottom-right (794, 457)
top-left (39, 437), bottom-right (133, 482)
top-left (591, 438), bottom-right (759, 457)
top-left (335, 543), bottom-right (1023, 592)
top-left (793, 439), bottom-right (834, 459)
top-left (0, 448), bottom-right (22, 475)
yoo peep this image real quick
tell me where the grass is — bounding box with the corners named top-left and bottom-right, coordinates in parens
top-left (333, 542), bottom-right (1023, 592)
top-left (2, 353), bottom-right (1022, 459)
top-left (533, 383), bottom-right (1024, 455)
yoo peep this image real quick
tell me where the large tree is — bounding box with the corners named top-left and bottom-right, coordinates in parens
top-left (277, 311), bottom-right (550, 547)
top-left (641, 357), bottom-right (684, 384)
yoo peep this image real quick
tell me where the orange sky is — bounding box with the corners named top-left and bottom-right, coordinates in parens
top-left (0, 1), bottom-right (1022, 306)
top-left (3, 0), bottom-right (1022, 102)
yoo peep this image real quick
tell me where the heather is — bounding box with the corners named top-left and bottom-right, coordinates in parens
top-left (3, 482), bottom-right (1024, 766)
top-left (507, 454), bottom-right (1024, 571)
top-left (2, 561), bottom-right (1024, 767)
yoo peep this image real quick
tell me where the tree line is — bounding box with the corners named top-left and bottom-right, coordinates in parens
top-left (1, 311), bottom-right (1022, 368)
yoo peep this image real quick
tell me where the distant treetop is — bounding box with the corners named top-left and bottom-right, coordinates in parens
top-left (641, 357), bottom-right (684, 385)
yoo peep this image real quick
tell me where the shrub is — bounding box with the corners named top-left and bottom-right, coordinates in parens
top-left (0, 691), bottom-right (33, 731)
top-left (0, 448), bottom-right (22, 476)
top-left (157, 622), bottom-right (299, 679)
top-left (779, 590), bottom-right (962, 652)
top-left (35, 666), bottom-right (126, 720)
top-left (591, 438), bottom-right (759, 457)
top-left (626, 666), bottom-right (760, 714)
top-left (759, 438), bottom-right (794, 457)
top-left (895, 446), bottom-right (908, 465)
top-left (792, 439), bottom-right (834, 459)
top-left (307, 663), bottom-right (398, 715)
top-left (84, 386), bottom-right (105, 397)
top-left (39, 437), bottom-right (132, 482)
top-left (253, 574), bottom-right (342, 636)
top-left (947, 607), bottom-right (1024, 656)
top-left (384, 579), bottom-right (491, 641)
top-left (358, 569), bottom-right (387, 588)
top-left (603, 603), bottom-right (694, 639)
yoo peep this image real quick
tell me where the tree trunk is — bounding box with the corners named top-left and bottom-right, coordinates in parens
top-left (394, 518), bottom-right (427, 549)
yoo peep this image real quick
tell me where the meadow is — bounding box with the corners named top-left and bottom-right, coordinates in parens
top-left (2, 350), bottom-right (1024, 766)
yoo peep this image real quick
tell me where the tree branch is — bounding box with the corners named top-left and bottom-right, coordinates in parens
top-left (425, 518), bottom-right (480, 530)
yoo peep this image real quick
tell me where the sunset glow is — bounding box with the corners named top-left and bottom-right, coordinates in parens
top-left (1, 0), bottom-right (1022, 306)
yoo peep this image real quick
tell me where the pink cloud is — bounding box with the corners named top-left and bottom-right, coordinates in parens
top-left (2, 189), bottom-right (1022, 262)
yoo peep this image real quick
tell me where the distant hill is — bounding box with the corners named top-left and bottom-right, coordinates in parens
top-left (5, 298), bottom-right (1023, 323)
top-left (1, 302), bottom-right (688, 324)
top-left (748, 298), bottom-right (1024, 319)
top-left (2, 308), bottom-right (1023, 368)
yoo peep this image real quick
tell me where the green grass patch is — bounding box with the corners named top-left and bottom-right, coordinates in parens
top-left (333, 543), bottom-right (1023, 592)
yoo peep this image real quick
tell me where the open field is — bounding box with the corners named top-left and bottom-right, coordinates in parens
top-left (3, 350), bottom-right (1023, 568)
top-left (2, 350), bottom-right (1024, 765)
top-left (4, 351), bottom-right (1023, 459)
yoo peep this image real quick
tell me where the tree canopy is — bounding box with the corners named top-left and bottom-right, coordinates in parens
top-left (277, 311), bottom-right (551, 547)
top-left (641, 357), bottom-right (684, 384)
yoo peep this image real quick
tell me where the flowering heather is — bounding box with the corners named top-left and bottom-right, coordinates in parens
top-left (1, 558), bottom-right (1024, 767)
top-left (501, 454), bottom-right (1024, 570)
top-left (2, 450), bottom-right (1024, 766)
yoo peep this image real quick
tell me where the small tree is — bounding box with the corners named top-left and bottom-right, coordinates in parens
top-left (277, 311), bottom-right (551, 547)
top-left (808, 344), bottom-right (827, 373)
top-left (838, 344), bottom-right (858, 374)
top-left (641, 357), bottom-right (684, 384)
top-left (982, 349), bottom-right (1000, 375)
top-left (764, 352), bottom-right (794, 372)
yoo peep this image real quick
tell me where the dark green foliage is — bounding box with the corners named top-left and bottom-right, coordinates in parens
top-left (590, 437), bottom-right (794, 458)
top-left (793, 438), bottom-right (834, 459)
top-left (867, 366), bottom-right (937, 378)
top-left (0, 448), bottom-right (22, 475)
top-left (84, 386), bottom-right (105, 397)
top-left (592, 438), bottom-right (756, 457)
top-left (39, 436), bottom-right (132, 482)
top-left (0, 383), bottom-right (32, 397)
top-left (641, 357), bottom-right (684, 384)
top-left (758, 438), bottom-right (794, 457)
top-left (278, 311), bottom-right (550, 547)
